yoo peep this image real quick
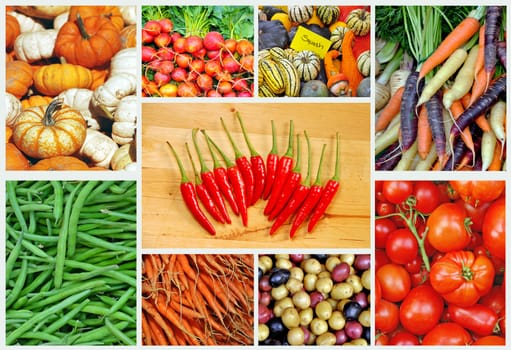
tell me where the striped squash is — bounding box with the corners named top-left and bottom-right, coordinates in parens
top-left (288, 5), bottom-right (314, 23)
top-left (316, 6), bottom-right (340, 26)
top-left (357, 50), bottom-right (371, 77)
top-left (292, 50), bottom-right (321, 81)
top-left (346, 9), bottom-right (370, 36)
top-left (329, 25), bottom-right (349, 51)
top-left (260, 59), bottom-right (286, 95)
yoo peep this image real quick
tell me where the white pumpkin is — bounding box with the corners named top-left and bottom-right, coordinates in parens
top-left (53, 12), bottom-right (69, 30)
top-left (14, 6), bottom-right (70, 19)
top-left (77, 129), bottom-right (118, 168)
top-left (14, 29), bottom-right (58, 63)
top-left (57, 88), bottom-right (100, 130)
top-left (8, 11), bottom-right (45, 32)
top-left (119, 6), bottom-right (137, 26)
top-left (110, 143), bottom-right (136, 170)
top-left (6, 93), bottom-right (22, 127)
top-left (109, 48), bottom-right (137, 78)
top-left (91, 73), bottom-right (137, 116)
top-left (112, 95), bottom-right (137, 145)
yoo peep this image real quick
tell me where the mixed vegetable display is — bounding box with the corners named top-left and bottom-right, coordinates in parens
top-left (141, 254), bottom-right (253, 345)
top-left (258, 5), bottom-right (370, 97)
top-left (258, 253), bottom-right (371, 345)
top-left (5, 5), bottom-right (137, 170)
top-left (141, 5), bottom-right (254, 97)
top-left (5, 180), bottom-right (137, 345)
top-left (375, 6), bottom-right (506, 171)
top-left (375, 180), bottom-right (505, 345)
top-left (165, 111), bottom-right (342, 238)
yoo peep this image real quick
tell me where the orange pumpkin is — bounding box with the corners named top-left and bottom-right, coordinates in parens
top-left (6, 14), bottom-right (21, 49)
top-left (33, 63), bottom-right (93, 97)
top-left (6, 143), bottom-right (31, 170)
top-left (119, 24), bottom-right (136, 49)
top-left (54, 14), bottom-right (122, 68)
top-left (12, 99), bottom-right (87, 159)
top-left (89, 68), bottom-right (110, 90)
top-left (31, 156), bottom-right (90, 170)
top-left (6, 60), bottom-right (33, 99)
top-left (21, 95), bottom-right (53, 110)
top-left (68, 6), bottom-right (124, 31)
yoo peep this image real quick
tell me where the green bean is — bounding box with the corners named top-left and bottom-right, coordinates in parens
top-left (62, 265), bottom-right (119, 281)
top-left (85, 180), bottom-right (116, 201)
top-left (99, 208), bottom-right (137, 221)
top-left (6, 310), bottom-right (33, 319)
top-left (105, 317), bottom-right (136, 345)
top-left (51, 180), bottom-right (64, 224)
top-left (81, 305), bottom-right (134, 322)
top-left (79, 201), bottom-right (135, 213)
top-left (107, 181), bottom-right (134, 194)
top-left (17, 331), bottom-right (63, 343)
top-left (6, 203), bottom-right (54, 213)
top-left (54, 182), bottom-right (83, 289)
top-left (107, 286), bottom-right (135, 315)
top-left (76, 218), bottom-right (136, 230)
top-left (97, 295), bottom-right (136, 317)
top-left (72, 247), bottom-right (106, 262)
top-left (6, 230), bottom-right (24, 283)
top-left (44, 298), bottom-right (90, 335)
top-left (85, 191), bottom-right (137, 205)
top-left (19, 268), bottom-right (54, 298)
top-left (6, 258), bottom-right (28, 309)
top-left (64, 260), bottom-right (135, 287)
top-left (19, 231), bottom-right (59, 244)
top-left (6, 289), bottom-right (91, 345)
top-left (67, 181), bottom-right (99, 256)
top-left (70, 321), bottom-right (130, 345)
top-left (7, 181), bottom-right (29, 233)
top-left (77, 232), bottom-right (136, 253)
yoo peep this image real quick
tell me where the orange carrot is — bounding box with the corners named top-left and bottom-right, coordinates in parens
top-left (142, 299), bottom-right (175, 345)
top-left (417, 105), bottom-right (432, 159)
top-left (473, 25), bottom-right (486, 87)
top-left (146, 312), bottom-right (171, 345)
top-left (141, 311), bottom-right (153, 345)
top-left (418, 9), bottom-right (482, 82)
top-left (376, 86), bottom-right (405, 132)
top-left (450, 98), bottom-right (475, 160)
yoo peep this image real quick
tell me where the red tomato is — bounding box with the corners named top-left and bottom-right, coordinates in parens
top-left (382, 181), bottom-right (414, 204)
top-left (472, 335), bottom-right (506, 345)
top-left (375, 299), bottom-right (400, 333)
top-left (482, 197), bottom-right (505, 260)
top-left (375, 333), bottom-right (390, 346)
top-left (479, 285), bottom-right (506, 316)
top-left (385, 228), bottom-right (419, 265)
top-left (421, 322), bottom-right (472, 345)
top-left (405, 255), bottom-right (423, 274)
top-left (374, 277), bottom-right (382, 303)
top-left (375, 249), bottom-right (390, 271)
top-left (389, 330), bottom-right (420, 345)
top-left (376, 263), bottom-right (411, 302)
top-left (410, 266), bottom-right (430, 288)
top-left (436, 181), bottom-right (459, 202)
top-left (376, 200), bottom-right (395, 217)
top-left (426, 202), bottom-right (471, 253)
top-left (449, 180), bottom-right (505, 207)
top-left (447, 303), bottom-right (499, 336)
top-left (412, 181), bottom-right (441, 214)
top-left (430, 251), bottom-right (496, 307)
top-left (375, 218), bottom-right (397, 249)
top-left (456, 199), bottom-right (491, 233)
top-left (399, 284), bottom-right (444, 335)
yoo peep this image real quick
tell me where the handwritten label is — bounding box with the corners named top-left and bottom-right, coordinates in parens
top-left (290, 26), bottom-right (331, 58)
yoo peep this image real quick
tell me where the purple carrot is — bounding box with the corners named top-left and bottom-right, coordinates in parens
top-left (496, 41), bottom-right (506, 69)
top-left (484, 6), bottom-right (503, 88)
top-left (400, 71), bottom-right (424, 152)
top-left (425, 91), bottom-right (447, 166)
top-left (375, 142), bottom-right (402, 171)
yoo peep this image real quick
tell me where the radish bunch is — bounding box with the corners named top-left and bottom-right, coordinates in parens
top-left (142, 18), bottom-right (254, 97)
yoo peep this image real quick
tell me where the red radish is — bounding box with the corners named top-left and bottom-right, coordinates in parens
top-left (189, 59), bottom-right (205, 73)
top-left (154, 32), bottom-right (171, 48)
top-left (207, 50), bottom-right (222, 60)
top-left (203, 31), bottom-right (225, 51)
top-left (170, 32), bottom-right (182, 42)
top-left (239, 55), bottom-right (254, 72)
top-left (223, 91), bottom-right (237, 97)
top-left (237, 90), bottom-right (253, 97)
top-left (196, 74), bottom-right (213, 91)
top-left (194, 47), bottom-right (207, 59)
top-left (155, 47), bottom-right (174, 61)
top-left (206, 90), bottom-right (222, 97)
top-left (159, 83), bottom-right (178, 97)
top-left (221, 56), bottom-right (241, 73)
top-left (177, 81), bottom-right (200, 97)
top-left (142, 46), bottom-right (156, 62)
top-left (184, 35), bottom-right (204, 54)
top-left (143, 20), bottom-right (161, 37)
top-left (215, 70), bottom-right (232, 82)
top-left (173, 37), bottom-right (186, 54)
top-left (158, 18), bottom-right (174, 33)
top-left (171, 67), bottom-right (188, 82)
top-left (142, 30), bottom-right (155, 44)
top-left (175, 53), bottom-right (191, 69)
top-left (205, 60), bottom-right (222, 77)
top-left (224, 38), bottom-right (237, 54)
top-left (232, 78), bottom-right (249, 92)
top-left (147, 59), bottom-right (163, 71)
top-left (158, 60), bottom-right (175, 75)
top-left (154, 71), bottom-right (171, 86)
top-left (217, 80), bottom-right (233, 95)
top-left (187, 70), bottom-right (199, 82)
top-left (236, 39), bottom-right (254, 56)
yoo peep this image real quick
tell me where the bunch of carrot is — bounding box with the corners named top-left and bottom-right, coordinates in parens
top-left (166, 111), bottom-right (342, 237)
top-left (375, 5), bottom-right (506, 171)
top-left (141, 254), bottom-right (254, 345)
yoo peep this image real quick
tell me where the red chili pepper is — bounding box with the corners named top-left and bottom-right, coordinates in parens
top-left (165, 141), bottom-right (215, 235)
top-left (191, 128), bottom-right (231, 224)
top-left (269, 133), bottom-right (302, 221)
top-left (184, 143), bottom-right (225, 224)
top-left (264, 120), bottom-right (294, 216)
top-left (308, 132), bottom-right (341, 232)
top-left (270, 131), bottom-right (312, 236)
top-left (202, 130), bottom-right (248, 227)
top-left (289, 143), bottom-right (327, 238)
top-left (202, 129), bottom-right (239, 216)
top-left (220, 117), bottom-right (254, 206)
top-left (236, 111), bottom-right (266, 206)
top-left (262, 120), bottom-right (279, 200)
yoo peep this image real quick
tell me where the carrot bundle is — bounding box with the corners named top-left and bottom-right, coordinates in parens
top-left (141, 254), bottom-right (254, 345)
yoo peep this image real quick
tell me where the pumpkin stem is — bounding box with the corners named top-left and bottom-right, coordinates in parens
top-left (97, 103), bottom-right (115, 120)
top-left (44, 99), bottom-right (64, 127)
top-left (76, 13), bottom-right (91, 40)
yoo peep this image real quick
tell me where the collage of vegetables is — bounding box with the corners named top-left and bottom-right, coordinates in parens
top-left (2, 0), bottom-right (508, 347)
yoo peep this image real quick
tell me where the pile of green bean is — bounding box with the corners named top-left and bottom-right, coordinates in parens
top-left (5, 180), bottom-right (137, 345)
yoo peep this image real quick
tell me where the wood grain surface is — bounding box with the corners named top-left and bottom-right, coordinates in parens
top-left (142, 102), bottom-right (370, 249)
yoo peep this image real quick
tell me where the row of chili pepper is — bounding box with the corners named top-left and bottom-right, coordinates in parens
top-left (166, 113), bottom-right (341, 238)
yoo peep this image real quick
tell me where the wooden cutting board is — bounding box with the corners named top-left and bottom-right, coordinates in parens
top-left (142, 102), bottom-right (370, 249)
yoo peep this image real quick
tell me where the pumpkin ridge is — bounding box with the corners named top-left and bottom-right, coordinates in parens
top-left (52, 122), bottom-right (86, 149)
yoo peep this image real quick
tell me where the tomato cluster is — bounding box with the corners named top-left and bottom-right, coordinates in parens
top-left (375, 181), bottom-right (506, 346)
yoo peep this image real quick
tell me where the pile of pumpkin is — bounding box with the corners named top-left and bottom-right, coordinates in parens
top-left (258, 5), bottom-right (371, 97)
top-left (5, 5), bottom-right (137, 171)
